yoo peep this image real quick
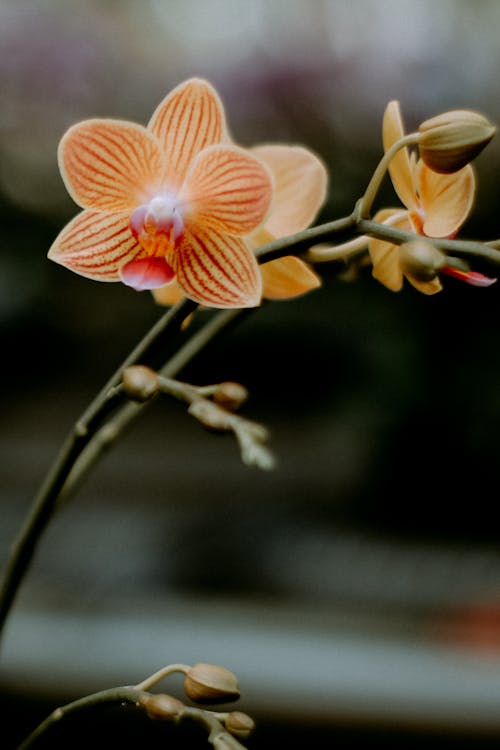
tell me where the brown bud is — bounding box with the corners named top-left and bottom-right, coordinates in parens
top-left (212, 382), bottom-right (249, 412)
top-left (399, 239), bottom-right (445, 281)
top-left (418, 109), bottom-right (496, 173)
top-left (225, 711), bottom-right (256, 739)
top-left (183, 663), bottom-right (240, 704)
top-left (139, 693), bottom-right (185, 721)
top-left (122, 365), bottom-right (159, 402)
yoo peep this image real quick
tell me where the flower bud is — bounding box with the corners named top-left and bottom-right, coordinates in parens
top-left (188, 400), bottom-right (230, 431)
top-left (183, 663), bottom-right (240, 704)
top-left (225, 711), bottom-right (255, 739)
top-left (399, 239), bottom-right (445, 281)
top-left (213, 382), bottom-right (249, 412)
top-left (122, 365), bottom-right (159, 402)
top-left (418, 109), bottom-right (496, 173)
top-left (139, 693), bottom-right (185, 721)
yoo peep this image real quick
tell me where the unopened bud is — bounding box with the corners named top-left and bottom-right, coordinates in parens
top-left (122, 365), bottom-right (159, 402)
top-left (225, 711), bottom-right (255, 739)
top-left (418, 109), bottom-right (496, 173)
top-left (139, 693), bottom-right (185, 721)
top-left (213, 382), bottom-right (249, 412)
top-left (188, 400), bottom-right (230, 431)
top-left (183, 663), bottom-right (240, 704)
top-left (399, 239), bottom-right (445, 281)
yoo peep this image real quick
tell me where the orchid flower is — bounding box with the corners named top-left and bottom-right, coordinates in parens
top-left (369, 100), bottom-right (492, 294)
top-left (48, 78), bottom-right (273, 309)
top-left (153, 144), bottom-right (327, 307)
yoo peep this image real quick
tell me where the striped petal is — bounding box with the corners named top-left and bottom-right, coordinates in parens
top-left (383, 101), bottom-right (418, 211)
top-left (168, 225), bottom-right (262, 308)
top-left (251, 144), bottom-right (328, 236)
top-left (148, 78), bottom-right (226, 190)
top-left (59, 120), bottom-right (165, 212)
top-left (417, 162), bottom-right (476, 237)
top-left (260, 256), bottom-right (321, 299)
top-left (369, 209), bottom-right (411, 291)
top-left (180, 145), bottom-right (273, 236)
top-left (48, 210), bottom-right (141, 281)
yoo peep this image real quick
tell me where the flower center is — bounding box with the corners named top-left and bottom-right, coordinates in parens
top-left (130, 194), bottom-right (184, 251)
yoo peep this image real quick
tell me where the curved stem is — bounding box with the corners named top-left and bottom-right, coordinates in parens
top-left (358, 132), bottom-right (420, 219)
top-left (134, 663), bottom-right (190, 691)
top-left (0, 297), bottom-right (197, 643)
top-left (254, 212), bottom-right (357, 261)
top-left (16, 686), bottom-right (145, 750)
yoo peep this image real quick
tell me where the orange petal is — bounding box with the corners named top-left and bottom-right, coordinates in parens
top-left (383, 101), bottom-right (418, 211)
top-left (180, 145), bottom-right (273, 236)
top-left (417, 162), bottom-right (476, 237)
top-left (169, 225), bottom-right (262, 308)
top-left (260, 256), bottom-right (321, 299)
top-left (369, 209), bottom-right (411, 291)
top-left (152, 282), bottom-right (184, 306)
top-left (250, 144), bottom-right (327, 236)
top-left (406, 274), bottom-right (443, 295)
top-left (58, 120), bottom-right (165, 212)
top-left (48, 210), bottom-right (141, 280)
top-left (148, 78), bottom-right (226, 189)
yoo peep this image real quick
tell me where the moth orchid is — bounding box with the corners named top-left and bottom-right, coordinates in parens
top-left (48, 78), bottom-right (273, 308)
top-left (153, 143), bottom-right (327, 307)
top-left (369, 100), bottom-right (494, 294)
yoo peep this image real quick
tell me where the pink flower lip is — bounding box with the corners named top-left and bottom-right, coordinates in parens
top-left (121, 256), bottom-right (176, 291)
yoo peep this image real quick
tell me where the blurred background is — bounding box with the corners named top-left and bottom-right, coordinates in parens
top-left (2, 0), bottom-right (500, 747)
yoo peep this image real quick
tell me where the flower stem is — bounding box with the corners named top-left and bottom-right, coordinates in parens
top-left (357, 132), bottom-right (420, 218)
top-left (0, 297), bottom-right (196, 644)
top-left (16, 686), bottom-right (145, 750)
top-left (357, 218), bottom-right (500, 265)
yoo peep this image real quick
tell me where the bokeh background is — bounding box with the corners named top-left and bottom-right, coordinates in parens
top-left (2, 0), bottom-right (500, 747)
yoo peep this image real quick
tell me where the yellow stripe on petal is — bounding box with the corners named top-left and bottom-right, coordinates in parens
top-left (148, 78), bottom-right (226, 189)
top-left (180, 145), bottom-right (273, 236)
top-left (418, 162), bottom-right (476, 238)
top-left (261, 256), bottom-right (321, 299)
top-left (59, 120), bottom-right (164, 211)
top-left (170, 226), bottom-right (262, 308)
top-left (48, 210), bottom-right (142, 281)
top-left (383, 101), bottom-right (418, 211)
top-left (251, 145), bottom-right (328, 237)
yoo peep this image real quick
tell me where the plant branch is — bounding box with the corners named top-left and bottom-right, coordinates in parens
top-left (0, 297), bottom-right (197, 643)
top-left (16, 686), bottom-right (145, 750)
top-left (357, 218), bottom-right (500, 266)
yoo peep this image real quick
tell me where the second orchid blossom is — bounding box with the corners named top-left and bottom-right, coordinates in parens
top-left (48, 78), bottom-right (274, 309)
top-left (369, 100), bottom-right (495, 293)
